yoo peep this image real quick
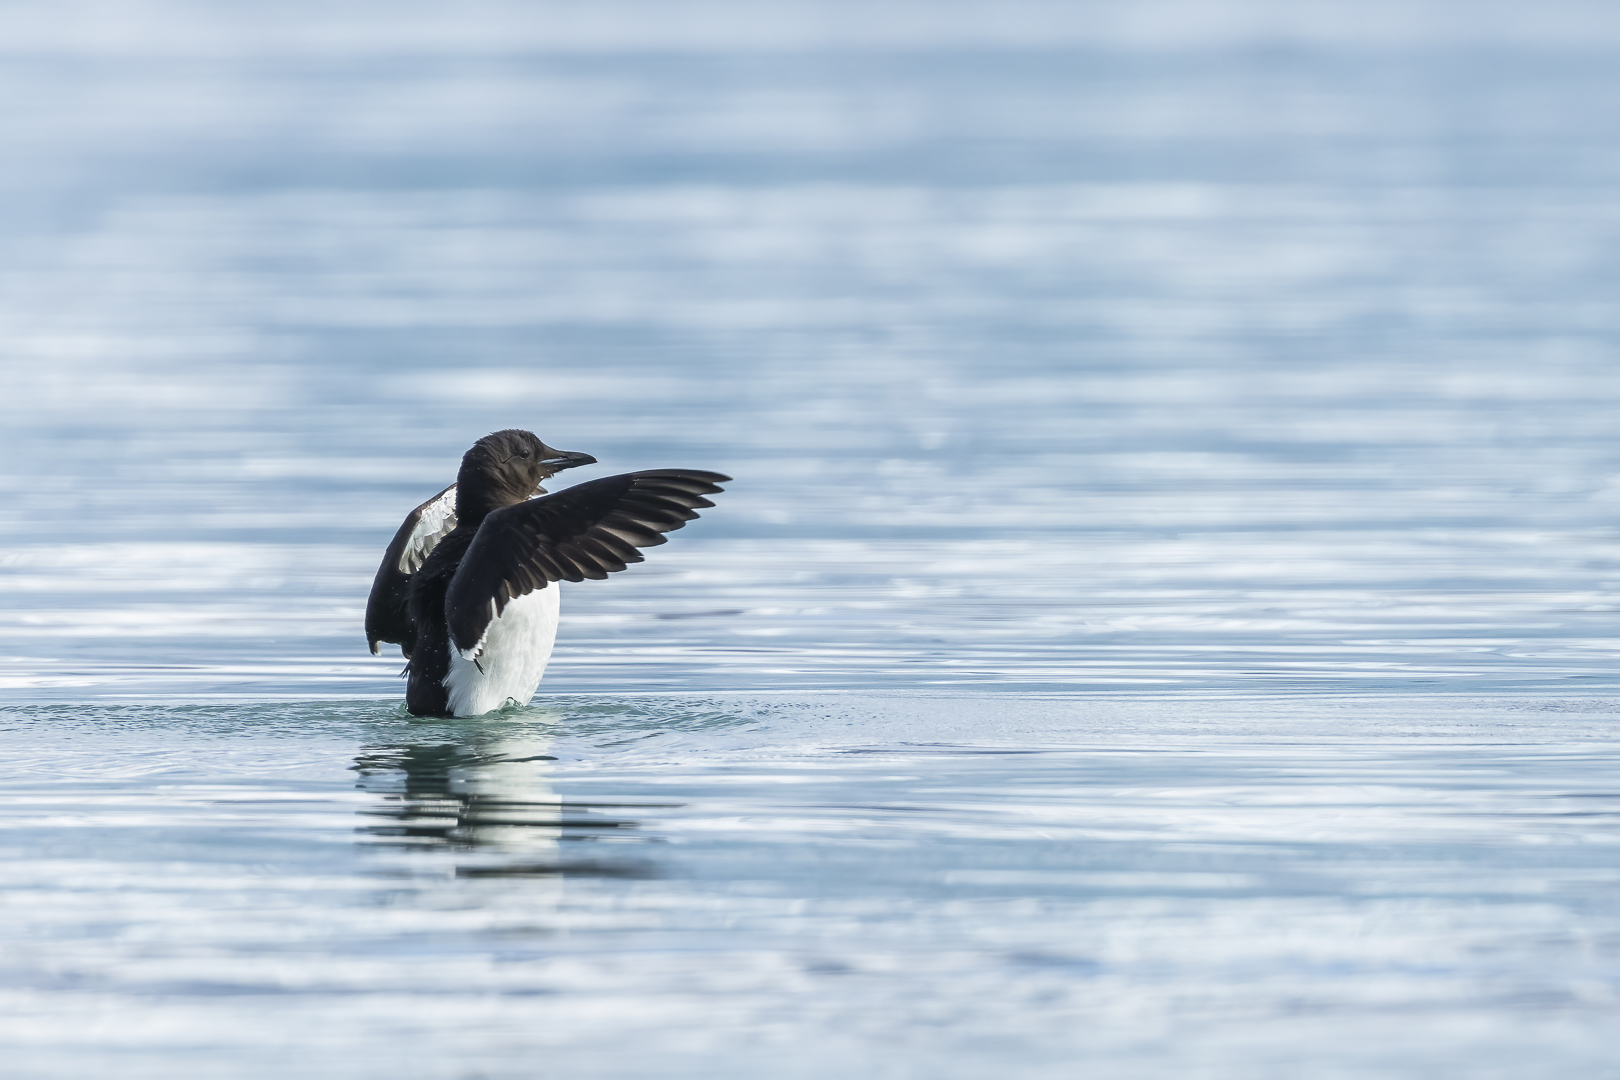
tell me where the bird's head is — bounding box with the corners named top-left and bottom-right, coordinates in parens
top-left (456, 429), bottom-right (597, 514)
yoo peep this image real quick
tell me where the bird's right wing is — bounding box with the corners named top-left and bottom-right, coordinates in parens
top-left (365, 483), bottom-right (458, 656)
top-left (444, 469), bottom-right (729, 660)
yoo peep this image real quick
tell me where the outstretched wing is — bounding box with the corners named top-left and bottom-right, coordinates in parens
top-left (365, 484), bottom-right (458, 655)
top-left (444, 469), bottom-right (730, 659)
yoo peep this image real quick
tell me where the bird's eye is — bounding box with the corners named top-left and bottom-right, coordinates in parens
top-left (517, 448), bottom-right (531, 458)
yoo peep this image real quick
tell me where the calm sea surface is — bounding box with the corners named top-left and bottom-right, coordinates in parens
top-left (5, 2), bottom-right (1620, 1076)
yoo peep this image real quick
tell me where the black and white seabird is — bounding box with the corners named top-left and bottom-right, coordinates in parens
top-left (365, 429), bottom-right (729, 716)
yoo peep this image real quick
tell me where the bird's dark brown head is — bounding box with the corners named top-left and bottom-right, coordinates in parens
top-left (455, 429), bottom-right (597, 520)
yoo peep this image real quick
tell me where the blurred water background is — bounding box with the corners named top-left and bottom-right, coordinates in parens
top-left (6, 1), bottom-right (1620, 1076)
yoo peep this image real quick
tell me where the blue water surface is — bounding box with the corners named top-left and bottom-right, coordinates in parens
top-left (4, 2), bottom-right (1620, 1076)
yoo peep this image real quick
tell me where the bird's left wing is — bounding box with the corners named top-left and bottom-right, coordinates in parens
top-left (365, 483), bottom-right (458, 656)
top-left (444, 469), bottom-right (729, 659)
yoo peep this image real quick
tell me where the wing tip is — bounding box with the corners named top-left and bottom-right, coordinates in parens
top-left (635, 468), bottom-right (731, 489)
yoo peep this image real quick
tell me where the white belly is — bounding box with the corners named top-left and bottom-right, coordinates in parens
top-left (442, 586), bottom-right (561, 717)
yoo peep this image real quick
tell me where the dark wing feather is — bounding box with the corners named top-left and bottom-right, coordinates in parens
top-left (444, 469), bottom-right (730, 659)
top-left (365, 484), bottom-right (458, 655)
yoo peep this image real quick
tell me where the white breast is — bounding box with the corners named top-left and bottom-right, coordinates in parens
top-left (442, 586), bottom-right (561, 717)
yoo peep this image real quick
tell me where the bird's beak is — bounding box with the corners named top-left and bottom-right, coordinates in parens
top-left (540, 448), bottom-right (597, 471)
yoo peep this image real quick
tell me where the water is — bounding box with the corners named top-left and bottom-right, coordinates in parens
top-left (5, 2), bottom-right (1620, 1075)
top-left (4, 696), bottom-right (1619, 1079)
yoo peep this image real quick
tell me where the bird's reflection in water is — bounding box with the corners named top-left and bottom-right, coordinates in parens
top-left (352, 725), bottom-right (668, 879)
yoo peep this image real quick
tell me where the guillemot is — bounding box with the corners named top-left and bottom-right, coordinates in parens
top-left (365, 429), bottom-right (729, 716)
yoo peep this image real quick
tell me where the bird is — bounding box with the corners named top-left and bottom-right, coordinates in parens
top-left (365, 429), bottom-right (729, 716)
